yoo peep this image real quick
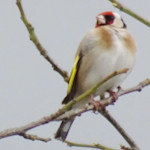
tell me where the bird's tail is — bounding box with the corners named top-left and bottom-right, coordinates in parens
top-left (55, 118), bottom-right (75, 141)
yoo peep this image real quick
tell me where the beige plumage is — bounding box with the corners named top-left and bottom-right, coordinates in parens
top-left (55, 11), bottom-right (136, 141)
top-left (76, 25), bottom-right (136, 95)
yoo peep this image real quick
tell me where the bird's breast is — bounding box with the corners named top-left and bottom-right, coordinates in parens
top-left (76, 26), bottom-right (136, 96)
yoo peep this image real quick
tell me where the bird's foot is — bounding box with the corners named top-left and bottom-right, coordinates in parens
top-left (89, 95), bottom-right (105, 112)
top-left (107, 90), bottom-right (118, 104)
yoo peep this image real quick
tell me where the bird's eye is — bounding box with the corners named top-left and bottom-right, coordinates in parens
top-left (105, 15), bottom-right (114, 23)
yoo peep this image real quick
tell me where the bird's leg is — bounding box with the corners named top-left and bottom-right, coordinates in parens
top-left (107, 90), bottom-right (118, 103)
top-left (100, 93), bottom-right (105, 100)
top-left (89, 95), bottom-right (105, 112)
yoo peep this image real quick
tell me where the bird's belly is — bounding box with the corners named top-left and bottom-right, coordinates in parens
top-left (78, 46), bottom-right (135, 96)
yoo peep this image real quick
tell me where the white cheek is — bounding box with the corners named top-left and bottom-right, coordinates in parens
top-left (113, 12), bottom-right (121, 20)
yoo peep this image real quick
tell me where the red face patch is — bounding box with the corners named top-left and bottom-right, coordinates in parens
top-left (95, 11), bottom-right (115, 28)
top-left (97, 11), bottom-right (114, 17)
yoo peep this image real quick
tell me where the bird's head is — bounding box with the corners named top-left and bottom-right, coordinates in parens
top-left (95, 11), bottom-right (126, 28)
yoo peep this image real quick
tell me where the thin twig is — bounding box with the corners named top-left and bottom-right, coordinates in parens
top-left (16, 0), bottom-right (69, 82)
top-left (99, 79), bottom-right (150, 150)
top-left (118, 78), bottom-right (150, 96)
top-left (19, 132), bottom-right (51, 142)
top-left (0, 77), bottom-right (149, 142)
top-left (108, 0), bottom-right (150, 27)
top-left (99, 110), bottom-right (140, 150)
top-left (58, 79), bottom-right (150, 150)
top-left (62, 68), bottom-right (128, 111)
top-left (65, 140), bottom-right (117, 150)
top-left (120, 145), bottom-right (134, 150)
top-left (0, 69), bottom-right (128, 139)
top-left (97, 79), bottom-right (150, 150)
top-left (57, 78), bottom-right (150, 121)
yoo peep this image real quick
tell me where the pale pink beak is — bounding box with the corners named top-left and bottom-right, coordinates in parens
top-left (96, 15), bottom-right (106, 25)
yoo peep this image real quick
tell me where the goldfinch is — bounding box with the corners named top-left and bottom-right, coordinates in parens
top-left (55, 11), bottom-right (136, 141)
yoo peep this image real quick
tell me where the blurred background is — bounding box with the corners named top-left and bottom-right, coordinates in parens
top-left (0, 0), bottom-right (150, 149)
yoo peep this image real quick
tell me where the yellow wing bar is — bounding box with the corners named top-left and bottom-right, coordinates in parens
top-left (67, 55), bottom-right (80, 94)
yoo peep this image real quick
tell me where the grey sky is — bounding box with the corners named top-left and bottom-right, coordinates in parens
top-left (0, 0), bottom-right (150, 150)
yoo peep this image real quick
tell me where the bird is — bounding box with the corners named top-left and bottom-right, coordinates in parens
top-left (55, 11), bottom-right (136, 141)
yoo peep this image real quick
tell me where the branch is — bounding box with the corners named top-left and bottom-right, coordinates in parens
top-left (66, 140), bottom-right (134, 150)
top-left (0, 106), bottom-right (66, 139)
top-left (16, 0), bottom-right (69, 82)
top-left (0, 76), bottom-right (149, 141)
top-left (108, 0), bottom-right (150, 27)
top-left (118, 78), bottom-right (150, 96)
top-left (0, 69), bottom-right (128, 139)
top-left (57, 78), bottom-right (150, 121)
top-left (19, 132), bottom-right (51, 142)
top-left (100, 78), bottom-right (150, 108)
top-left (120, 145), bottom-right (134, 150)
top-left (98, 79), bottom-right (150, 150)
top-left (0, 58), bottom-right (149, 149)
top-left (62, 68), bottom-right (128, 112)
top-left (99, 110), bottom-right (140, 150)
top-left (65, 140), bottom-right (117, 150)
top-left (58, 79), bottom-right (150, 150)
